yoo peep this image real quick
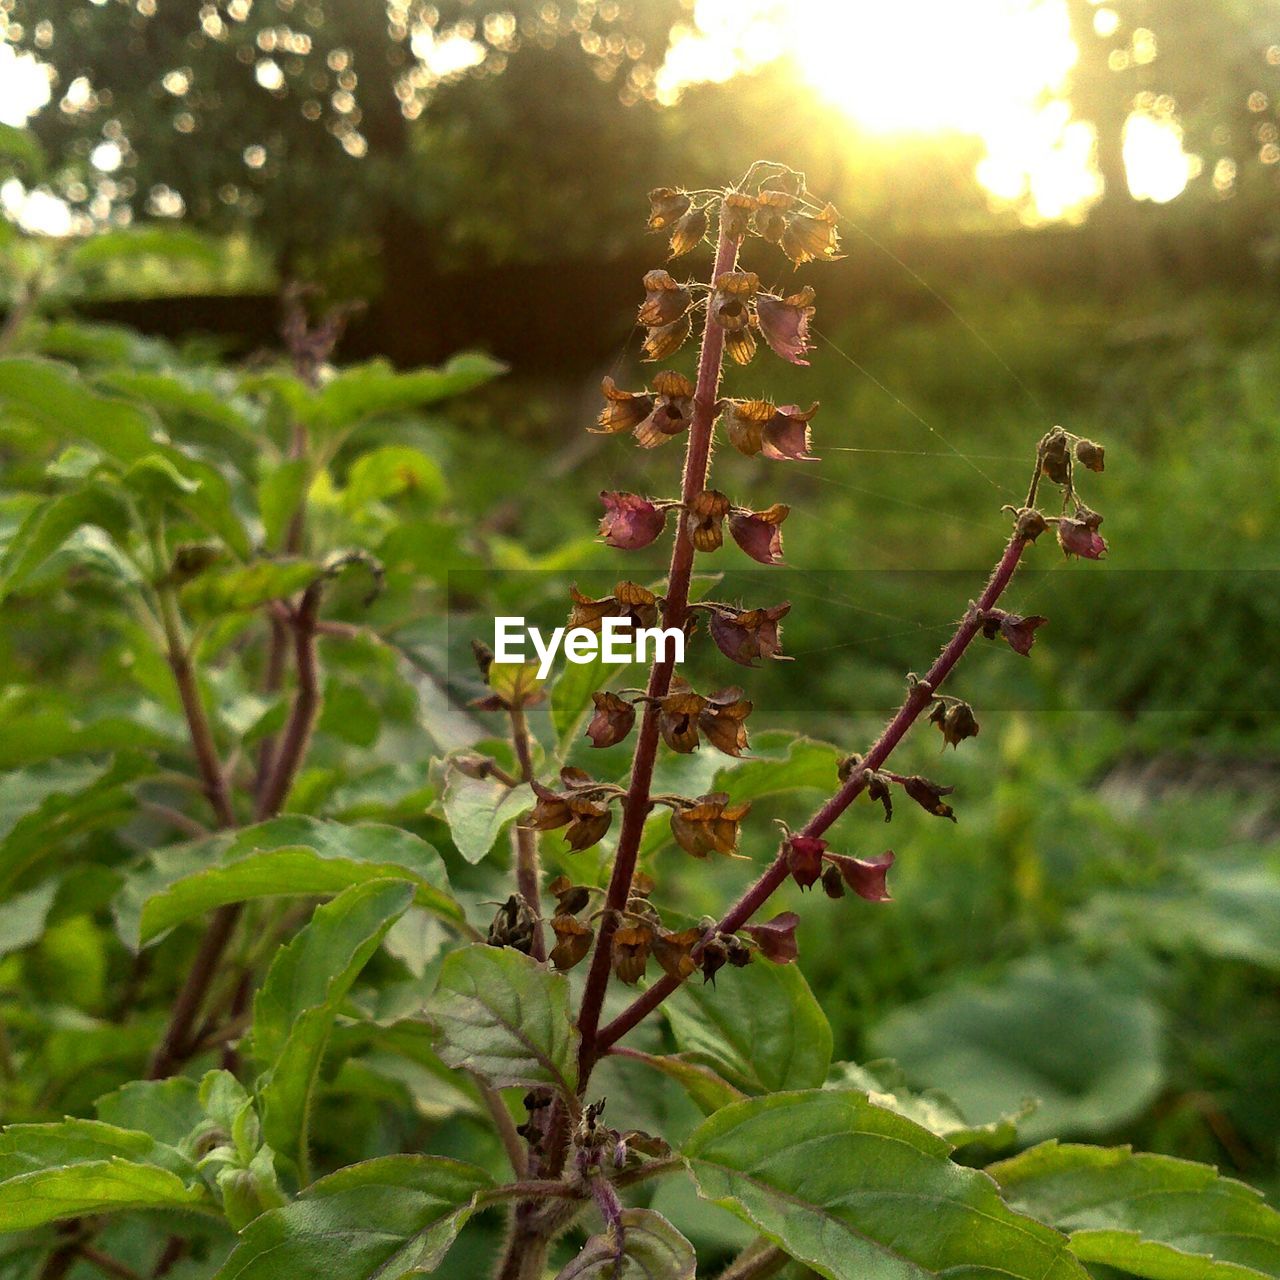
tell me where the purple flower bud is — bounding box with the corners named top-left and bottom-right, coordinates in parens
top-left (786, 834), bottom-right (827, 890)
top-left (598, 492), bottom-right (666, 550)
top-left (729, 504), bottom-right (789, 565)
top-left (1057, 514), bottom-right (1108, 560)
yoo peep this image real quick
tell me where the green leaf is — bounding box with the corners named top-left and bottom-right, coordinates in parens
top-left (557, 1208), bottom-right (696, 1279)
top-left (684, 1091), bottom-right (1087, 1280)
top-left (991, 1142), bottom-right (1280, 1280)
top-left (258, 458), bottom-right (310, 548)
top-left (101, 368), bottom-right (256, 439)
top-left (665, 961), bottom-right (831, 1095)
top-left (711, 734), bottom-right (843, 805)
top-left (827, 1060), bottom-right (1024, 1151)
top-left (611, 1049), bottom-right (746, 1117)
top-left (344, 445), bottom-right (447, 510)
top-left (212, 1154), bottom-right (492, 1280)
top-left (256, 880), bottom-right (415, 1168)
top-left (0, 123), bottom-right (43, 178)
top-left (68, 226), bottom-right (221, 272)
top-left (0, 880), bottom-right (58, 959)
top-left (0, 358), bottom-right (156, 461)
top-left (0, 1119), bottom-right (210, 1230)
top-left (869, 956), bottom-right (1165, 1143)
top-left (94, 1079), bottom-right (205, 1152)
top-left (429, 945), bottom-right (577, 1093)
top-left (119, 817), bottom-right (463, 948)
top-left (180, 559), bottom-right (323, 616)
top-left (304, 353), bottom-right (506, 436)
top-left (441, 769), bottom-right (533, 864)
top-left (0, 484), bottom-right (132, 599)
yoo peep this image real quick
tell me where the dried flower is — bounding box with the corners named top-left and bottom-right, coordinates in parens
top-left (980, 608), bottom-right (1048, 656)
top-left (1040, 430), bottom-right (1071, 485)
top-left (865, 770), bottom-right (894, 822)
top-left (634, 370), bottom-right (695, 449)
top-left (1057, 510), bottom-right (1107, 560)
top-left (487, 894), bottom-right (538, 954)
top-left (642, 313), bottom-right (693, 362)
top-left (668, 205), bottom-right (708, 258)
top-left (676, 490), bottom-right (724, 553)
top-left (594, 377), bottom-right (654, 435)
top-left (568, 581), bottom-right (660, 632)
top-left (637, 269), bottom-right (691, 327)
top-left (698, 935), bottom-right (729, 984)
top-left (652, 926), bottom-right (702, 980)
top-left (823, 851), bottom-right (895, 902)
top-left (1014, 508), bottom-right (1049, 542)
top-left (647, 187), bottom-right (691, 231)
top-left (598, 492), bottom-right (666, 550)
top-left (697, 687), bottom-right (753, 757)
top-left (613, 918), bottom-right (654, 984)
top-left (710, 271), bottom-right (759, 365)
top-left (901, 775), bottom-right (957, 822)
top-left (1075, 438), bottom-right (1105, 472)
top-left (786, 833), bottom-right (828, 890)
top-left (707, 602), bottom-right (791, 666)
top-left (756, 286), bottom-right (815, 365)
top-left (742, 912), bottom-right (800, 963)
top-left (781, 202), bottom-right (841, 264)
top-left (549, 914), bottom-right (594, 971)
top-left (656, 679), bottom-right (706, 754)
top-left (547, 875), bottom-right (592, 916)
top-left (724, 400), bottom-right (820, 462)
top-left (821, 864), bottom-right (846, 899)
top-left (586, 690), bottom-right (637, 748)
top-left (729, 503), bottom-right (789, 565)
top-left (720, 191), bottom-right (758, 241)
top-left (929, 697), bottom-right (980, 748)
top-left (753, 189), bottom-right (795, 242)
top-left (670, 792), bottom-right (751, 858)
top-left (525, 769), bottom-right (617, 850)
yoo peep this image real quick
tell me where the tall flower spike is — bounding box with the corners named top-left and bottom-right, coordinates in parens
top-left (633, 370), bottom-right (695, 449)
top-left (756, 286), bottom-right (815, 365)
top-left (781, 201), bottom-right (842, 264)
top-left (709, 271), bottom-right (759, 365)
top-left (637, 269), bottom-right (692, 327)
top-left (593, 377), bottom-right (653, 435)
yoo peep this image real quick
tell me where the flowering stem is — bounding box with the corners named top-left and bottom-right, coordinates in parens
top-left (575, 216), bottom-right (740, 1082)
top-left (596, 530), bottom-right (1032, 1052)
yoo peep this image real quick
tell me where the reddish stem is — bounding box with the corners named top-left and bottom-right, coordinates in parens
top-left (575, 217), bottom-right (740, 1080)
top-left (596, 532), bottom-right (1031, 1052)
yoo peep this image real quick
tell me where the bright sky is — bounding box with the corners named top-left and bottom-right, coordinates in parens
top-left (0, 0), bottom-right (1198, 233)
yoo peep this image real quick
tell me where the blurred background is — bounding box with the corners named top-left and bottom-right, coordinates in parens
top-left (3, 0), bottom-right (1280, 1245)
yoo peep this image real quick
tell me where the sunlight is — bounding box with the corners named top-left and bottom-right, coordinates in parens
top-left (658, 0), bottom-right (1198, 221)
top-left (0, 44), bottom-right (51, 127)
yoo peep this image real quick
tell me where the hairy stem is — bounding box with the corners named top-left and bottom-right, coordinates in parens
top-left (597, 530), bottom-right (1032, 1051)
top-left (716, 1239), bottom-right (787, 1280)
top-left (576, 214), bottom-right (740, 1080)
top-left (474, 1073), bottom-right (529, 1179)
top-left (509, 702), bottom-right (546, 961)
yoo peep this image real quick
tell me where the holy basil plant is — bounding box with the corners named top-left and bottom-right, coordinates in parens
top-left (0, 171), bottom-right (1277, 1280)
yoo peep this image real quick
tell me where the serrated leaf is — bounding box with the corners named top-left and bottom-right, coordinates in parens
top-left (0, 1119), bottom-right (210, 1230)
top-left (991, 1142), bottom-right (1280, 1280)
top-left (118, 817), bottom-right (462, 948)
top-left (557, 1208), bottom-right (696, 1279)
top-left (429, 945), bottom-right (577, 1093)
top-left (213, 1154), bottom-right (491, 1280)
top-left (827, 1060), bottom-right (1024, 1151)
top-left (256, 880), bottom-right (415, 1169)
top-left (665, 961), bottom-right (831, 1095)
top-left (344, 445), bottom-right (447, 510)
top-left (179, 559), bottom-right (323, 616)
top-left (869, 956), bottom-right (1165, 1143)
top-left (684, 1091), bottom-right (1087, 1280)
top-left (441, 769), bottom-right (533, 864)
top-left (94, 1078), bottom-right (205, 1152)
top-left (711, 733), bottom-right (843, 804)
